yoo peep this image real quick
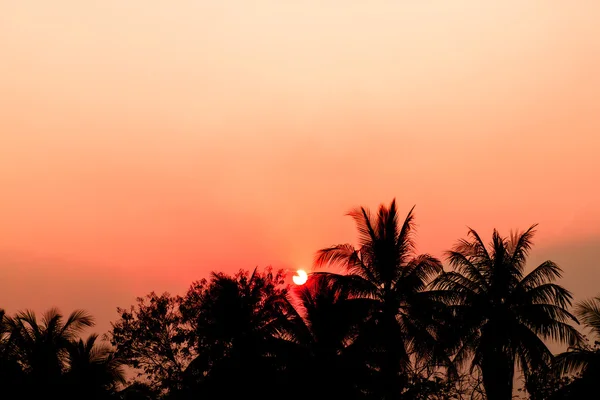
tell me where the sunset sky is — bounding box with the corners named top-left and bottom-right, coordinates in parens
top-left (1, 1), bottom-right (599, 337)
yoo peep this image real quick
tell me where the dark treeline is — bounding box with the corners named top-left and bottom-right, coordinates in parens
top-left (1, 200), bottom-right (599, 400)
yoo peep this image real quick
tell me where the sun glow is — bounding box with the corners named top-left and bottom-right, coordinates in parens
top-left (292, 269), bottom-right (308, 285)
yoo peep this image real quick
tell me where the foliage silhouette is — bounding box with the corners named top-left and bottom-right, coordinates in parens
top-left (3, 200), bottom-right (595, 400)
top-left (6, 308), bottom-right (94, 397)
top-left (431, 225), bottom-right (582, 400)
top-left (178, 267), bottom-right (293, 400)
top-left (0, 309), bottom-right (26, 397)
top-left (518, 367), bottom-right (577, 400)
top-left (555, 295), bottom-right (600, 376)
top-left (110, 292), bottom-right (190, 393)
top-left (283, 273), bottom-right (375, 399)
top-left (65, 333), bottom-right (127, 400)
top-left (0, 308), bottom-right (122, 399)
top-left (548, 295), bottom-right (600, 398)
top-left (313, 199), bottom-right (448, 399)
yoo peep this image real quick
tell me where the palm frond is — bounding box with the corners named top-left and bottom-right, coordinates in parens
top-left (554, 348), bottom-right (596, 376)
top-left (377, 199), bottom-right (398, 242)
top-left (403, 254), bottom-right (443, 289)
top-left (466, 227), bottom-right (492, 263)
top-left (0, 308), bottom-right (7, 335)
top-left (430, 272), bottom-right (481, 298)
top-left (509, 224), bottom-right (538, 270)
top-left (518, 306), bottom-right (582, 347)
top-left (490, 229), bottom-right (509, 271)
top-left (453, 238), bottom-right (480, 260)
top-left (523, 283), bottom-right (574, 309)
top-left (444, 250), bottom-right (487, 291)
top-left (450, 328), bottom-right (483, 371)
top-left (14, 310), bottom-right (41, 343)
top-left (62, 309), bottom-right (94, 338)
top-left (104, 353), bottom-right (128, 385)
top-left (399, 310), bottom-right (447, 370)
top-left (396, 204), bottom-right (416, 261)
top-left (314, 244), bottom-right (378, 284)
top-left (514, 322), bottom-right (554, 375)
top-left (425, 289), bottom-right (471, 306)
top-left (518, 261), bottom-right (563, 290)
top-left (575, 296), bottom-right (600, 336)
top-left (517, 303), bottom-right (578, 324)
top-left (308, 272), bottom-right (378, 300)
top-left (43, 308), bottom-right (63, 338)
top-left (84, 333), bottom-right (99, 351)
top-left (347, 206), bottom-right (378, 249)
top-left (16, 310), bottom-right (38, 330)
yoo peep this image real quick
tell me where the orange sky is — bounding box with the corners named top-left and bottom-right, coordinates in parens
top-left (1, 1), bottom-right (600, 336)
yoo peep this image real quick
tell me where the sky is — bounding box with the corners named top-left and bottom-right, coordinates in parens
top-left (1, 0), bottom-right (599, 338)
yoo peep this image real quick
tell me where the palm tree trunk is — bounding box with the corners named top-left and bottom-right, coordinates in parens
top-left (481, 350), bottom-right (515, 400)
top-left (379, 313), bottom-right (407, 400)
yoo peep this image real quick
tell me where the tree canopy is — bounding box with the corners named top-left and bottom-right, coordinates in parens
top-left (1, 199), bottom-right (595, 400)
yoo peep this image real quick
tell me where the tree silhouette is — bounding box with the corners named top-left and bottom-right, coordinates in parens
top-left (6, 201), bottom-right (593, 400)
top-left (65, 333), bottom-right (126, 400)
top-left (283, 273), bottom-right (374, 399)
top-left (314, 199), bottom-right (446, 399)
top-left (551, 295), bottom-right (600, 398)
top-left (0, 309), bottom-right (25, 398)
top-left (431, 225), bottom-right (582, 400)
top-left (110, 292), bottom-right (190, 394)
top-left (5, 308), bottom-right (94, 397)
top-left (179, 267), bottom-right (294, 399)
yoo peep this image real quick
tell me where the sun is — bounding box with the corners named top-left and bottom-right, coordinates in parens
top-left (292, 269), bottom-right (308, 285)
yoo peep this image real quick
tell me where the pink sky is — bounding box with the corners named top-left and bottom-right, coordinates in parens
top-left (1, 1), bottom-right (599, 337)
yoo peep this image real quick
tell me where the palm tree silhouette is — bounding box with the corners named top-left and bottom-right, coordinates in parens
top-left (65, 333), bottom-right (126, 399)
top-left (431, 225), bottom-right (582, 400)
top-left (6, 308), bottom-right (94, 397)
top-left (283, 273), bottom-right (374, 399)
top-left (314, 199), bottom-right (446, 399)
top-left (553, 295), bottom-right (600, 397)
top-left (0, 309), bottom-right (25, 398)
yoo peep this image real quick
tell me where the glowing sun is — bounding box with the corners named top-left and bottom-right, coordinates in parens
top-left (292, 269), bottom-right (308, 285)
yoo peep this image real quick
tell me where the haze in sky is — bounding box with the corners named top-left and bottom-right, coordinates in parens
top-left (1, 0), bottom-right (599, 336)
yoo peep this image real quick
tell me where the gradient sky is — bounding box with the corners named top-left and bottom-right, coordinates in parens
top-left (1, 1), bottom-right (599, 337)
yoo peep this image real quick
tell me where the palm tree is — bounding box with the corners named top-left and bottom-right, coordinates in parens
top-left (6, 308), bottom-right (94, 397)
top-left (0, 309), bottom-right (25, 397)
top-left (553, 295), bottom-right (600, 397)
top-left (431, 225), bottom-right (582, 400)
top-left (283, 273), bottom-right (374, 400)
top-left (65, 333), bottom-right (126, 400)
top-left (314, 199), bottom-right (446, 399)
